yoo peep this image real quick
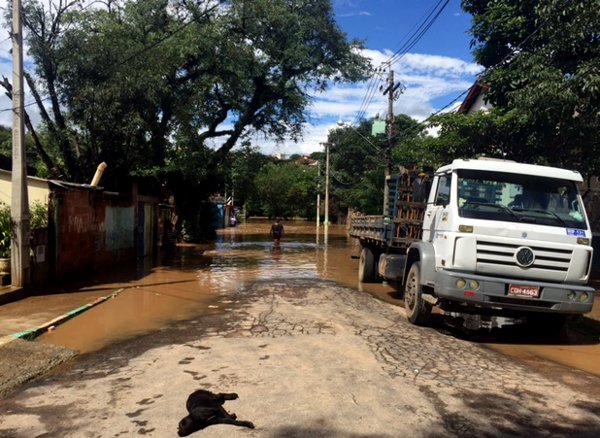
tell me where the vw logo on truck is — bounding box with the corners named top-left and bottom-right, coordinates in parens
top-left (515, 247), bottom-right (535, 267)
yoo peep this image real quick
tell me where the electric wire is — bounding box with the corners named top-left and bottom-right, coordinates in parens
top-left (320, 0), bottom-right (453, 188)
top-left (349, 0), bottom-right (449, 127)
top-left (386, 0), bottom-right (449, 66)
top-left (384, 2), bottom-right (557, 143)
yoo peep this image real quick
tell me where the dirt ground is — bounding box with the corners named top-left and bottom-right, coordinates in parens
top-left (1, 279), bottom-right (599, 438)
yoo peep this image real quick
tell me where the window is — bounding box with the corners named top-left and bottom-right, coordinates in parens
top-left (456, 169), bottom-right (586, 228)
top-left (434, 175), bottom-right (451, 206)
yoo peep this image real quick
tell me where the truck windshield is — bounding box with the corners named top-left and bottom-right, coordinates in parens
top-left (456, 169), bottom-right (587, 229)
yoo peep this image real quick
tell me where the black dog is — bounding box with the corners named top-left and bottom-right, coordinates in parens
top-left (177, 389), bottom-right (255, 436)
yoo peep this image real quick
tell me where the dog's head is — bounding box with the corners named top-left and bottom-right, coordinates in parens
top-left (178, 414), bottom-right (205, 437)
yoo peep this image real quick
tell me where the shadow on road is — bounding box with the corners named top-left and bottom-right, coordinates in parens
top-left (431, 313), bottom-right (600, 347)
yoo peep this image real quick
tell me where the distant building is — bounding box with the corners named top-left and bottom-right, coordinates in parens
top-left (458, 79), bottom-right (492, 114)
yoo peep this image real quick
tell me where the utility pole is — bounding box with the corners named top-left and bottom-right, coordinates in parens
top-left (11, 0), bottom-right (30, 288)
top-left (381, 67), bottom-right (404, 215)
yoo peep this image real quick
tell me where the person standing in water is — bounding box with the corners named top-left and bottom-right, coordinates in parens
top-left (270, 219), bottom-right (284, 244)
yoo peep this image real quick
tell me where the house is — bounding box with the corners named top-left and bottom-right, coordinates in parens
top-left (457, 79), bottom-right (492, 114)
top-left (0, 168), bottom-right (160, 288)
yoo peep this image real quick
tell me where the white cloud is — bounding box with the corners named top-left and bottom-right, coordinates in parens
top-left (189, 48), bottom-right (483, 157)
top-left (338, 11), bottom-right (373, 17)
top-left (277, 49), bottom-right (482, 155)
top-left (398, 52), bottom-right (482, 77)
top-left (0, 3), bottom-right (482, 158)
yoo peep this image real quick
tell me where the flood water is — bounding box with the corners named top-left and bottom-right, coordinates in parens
top-left (36, 220), bottom-right (600, 377)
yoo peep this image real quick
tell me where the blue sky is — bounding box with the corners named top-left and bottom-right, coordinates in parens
top-left (261, 0), bottom-right (482, 155)
top-left (0, 0), bottom-right (481, 156)
top-left (335, 0), bottom-right (474, 69)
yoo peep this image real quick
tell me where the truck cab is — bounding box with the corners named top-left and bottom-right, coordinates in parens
top-left (404, 158), bottom-right (594, 326)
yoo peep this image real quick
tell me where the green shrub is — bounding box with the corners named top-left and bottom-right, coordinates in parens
top-left (0, 203), bottom-right (12, 258)
top-left (30, 201), bottom-right (48, 229)
top-left (0, 201), bottom-right (49, 258)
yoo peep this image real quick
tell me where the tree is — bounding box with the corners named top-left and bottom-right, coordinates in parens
top-left (8, 0), bottom-right (370, 191)
top-left (325, 115), bottom-right (426, 215)
top-left (325, 120), bottom-right (385, 215)
top-left (254, 162), bottom-right (295, 219)
top-left (287, 162), bottom-right (318, 219)
top-left (225, 141), bottom-right (272, 215)
top-left (409, 109), bottom-right (532, 167)
top-left (461, 0), bottom-right (600, 174)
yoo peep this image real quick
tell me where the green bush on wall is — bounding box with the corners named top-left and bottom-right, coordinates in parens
top-left (30, 201), bottom-right (48, 229)
top-left (0, 203), bottom-right (12, 258)
top-left (0, 201), bottom-right (49, 258)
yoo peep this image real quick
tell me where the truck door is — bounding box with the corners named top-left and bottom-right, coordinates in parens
top-left (422, 173), bottom-right (451, 242)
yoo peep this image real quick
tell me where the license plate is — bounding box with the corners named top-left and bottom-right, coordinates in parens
top-left (508, 284), bottom-right (540, 298)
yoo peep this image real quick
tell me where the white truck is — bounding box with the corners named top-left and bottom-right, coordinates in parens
top-left (350, 158), bottom-right (595, 329)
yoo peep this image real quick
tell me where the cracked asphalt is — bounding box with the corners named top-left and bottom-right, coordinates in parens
top-left (1, 278), bottom-right (599, 437)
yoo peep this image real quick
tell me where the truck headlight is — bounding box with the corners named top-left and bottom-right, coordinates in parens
top-left (580, 292), bottom-right (589, 302)
top-left (469, 280), bottom-right (480, 290)
top-left (577, 238), bottom-right (590, 245)
top-left (456, 279), bottom-right (466, 288)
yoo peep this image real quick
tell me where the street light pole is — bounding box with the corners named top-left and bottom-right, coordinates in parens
top-left (324, 142), bottom-right (330, 226)
top-left (316, 163), bottom-right (320, 228)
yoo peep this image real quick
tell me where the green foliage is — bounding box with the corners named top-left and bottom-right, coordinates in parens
top-left (254, 161), bottom-right (317, 219)
top-left (225, 142), bottom-right (272, 211)
top-left (410, 109), bottom-right (534, 166)
top-left (325, 115), bottom-right (426, 215)
top-left (0, 201), bottom-right (48, 258)
top-left (0, 202), bottom-right (12, 258)
top-left (16, 0), bottom-right (370, 195)
top-left (30, 201), bottom-right (48, 229)
top-left (0, 126), bottom-right (11, 157)
top-left (461, 0), bottom-right (600, 174)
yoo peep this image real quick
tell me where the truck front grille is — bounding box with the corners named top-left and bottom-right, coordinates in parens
top-left (476, 240), bottom-right (572, 272)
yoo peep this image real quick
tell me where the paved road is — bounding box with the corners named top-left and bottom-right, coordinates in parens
top-left (1, 279), bottom-right (599, 437)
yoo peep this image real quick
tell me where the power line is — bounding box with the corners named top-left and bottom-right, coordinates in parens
top-left (386, 5), bottom-right (558, 143)
top-left (348, 0), bottom-right (449, 128)
top-left (319, 0), bottom-right (452, 190)
top-left (386, 0), bottom-right (449, 66)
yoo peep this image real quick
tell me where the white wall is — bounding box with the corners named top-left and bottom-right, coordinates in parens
top-left (0, 169), bottom-right (50, 206)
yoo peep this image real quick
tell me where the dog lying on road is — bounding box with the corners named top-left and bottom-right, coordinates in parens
top-left (177, 389), bottom-right (255, 436)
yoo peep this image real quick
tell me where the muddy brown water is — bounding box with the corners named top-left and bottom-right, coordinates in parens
top-left (36, 221), bottom-right (600, 377)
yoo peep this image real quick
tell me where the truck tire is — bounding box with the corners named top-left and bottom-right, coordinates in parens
top-left (404, 262), bottom-right (432, 326)
top-left (358, 247), bottom-right (375, 283)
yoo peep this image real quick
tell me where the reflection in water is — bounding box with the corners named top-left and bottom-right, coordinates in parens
top-left (38, 222), bottom-right (373, 353)
top-left (35, 220), bottom-right (600, 377)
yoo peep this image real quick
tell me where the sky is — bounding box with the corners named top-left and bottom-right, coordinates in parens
top-left (280, 0), bottom-right (482, 156)
top-left (0, 0), bottom-right (482, 157)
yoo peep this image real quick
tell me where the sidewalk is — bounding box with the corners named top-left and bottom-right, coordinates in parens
top-left (0, 286), bottom-right (25, 306)
top-left (0, 285), bottom-right (124, 397)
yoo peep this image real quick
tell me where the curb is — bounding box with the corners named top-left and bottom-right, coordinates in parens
top-left (8, 288), bottom-right (125, 342)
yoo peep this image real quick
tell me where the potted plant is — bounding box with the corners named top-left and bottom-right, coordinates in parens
top-left (0, 202), bottom-right (12, 274)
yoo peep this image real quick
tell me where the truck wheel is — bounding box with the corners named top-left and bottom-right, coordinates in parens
top-left (404, 262), bottom-right (432, 326)
top-left (358, 247), bottom-right (375, 283)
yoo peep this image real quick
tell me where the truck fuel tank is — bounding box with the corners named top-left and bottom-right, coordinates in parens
top-left (378, 253), bottom-right (407, 283)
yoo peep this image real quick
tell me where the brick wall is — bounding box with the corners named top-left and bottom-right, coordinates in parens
top-left (50, 185), bottom-right (136, 281)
